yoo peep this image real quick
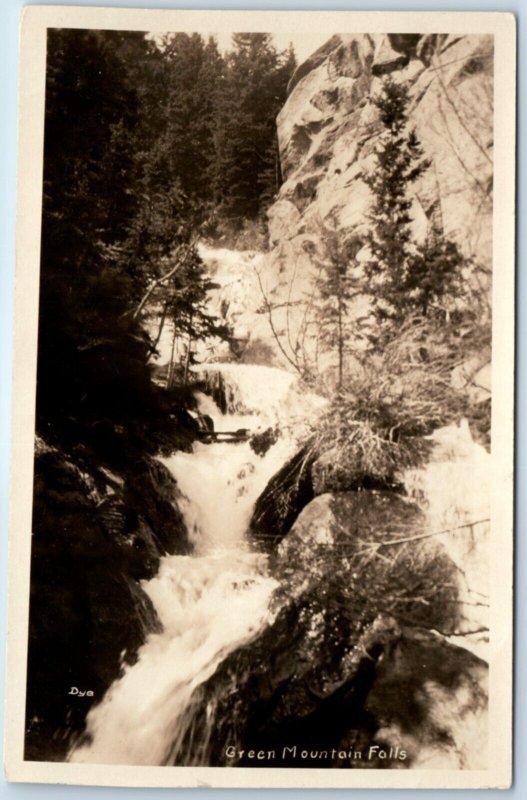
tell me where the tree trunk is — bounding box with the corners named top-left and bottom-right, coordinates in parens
top-left (166, 326), bottom-right (177, 389)
top-left (148, 298), bottom-right (169, 358)
top-left (182, 315), bottom-right (194, 386)
top-left (337, 301), bottom-right (344, 390)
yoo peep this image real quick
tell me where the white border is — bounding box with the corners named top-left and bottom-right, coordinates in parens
top-left (5, 6), bottom-right (516, 789)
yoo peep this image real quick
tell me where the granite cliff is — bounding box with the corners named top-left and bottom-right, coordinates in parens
top-left (234, 33), bottom-right (493, 396)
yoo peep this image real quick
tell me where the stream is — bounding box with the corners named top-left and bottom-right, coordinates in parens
top-left (67, 242), bottom-right (490, 768)
top-left (69, 364), bottom-right (303, 766)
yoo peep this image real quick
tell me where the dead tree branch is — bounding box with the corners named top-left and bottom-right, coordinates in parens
top-left (253, 265), bottom-right (303, 375)
top-left (132, 244), bottom-right (193, 320)
top-left (375, 518), bottom-right (490, 548)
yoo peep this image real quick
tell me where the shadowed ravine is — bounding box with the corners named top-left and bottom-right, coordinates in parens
top-left (68, 365), bottom-right (302, 765)
top-left (67, 360), bottom-right (490, 769)
top-left (23, 26), bottom-right (497, 775)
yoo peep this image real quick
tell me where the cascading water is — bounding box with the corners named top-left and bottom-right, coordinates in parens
top-left (65, 360), bottom-right (490, 769)
top-left (69, 364), bottom-right (302, 766)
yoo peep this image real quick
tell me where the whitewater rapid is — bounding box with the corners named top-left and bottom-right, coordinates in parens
top-left (69, 364), bottom-right (301, 766)
top-left (67, 365), bottom-right (491, 768)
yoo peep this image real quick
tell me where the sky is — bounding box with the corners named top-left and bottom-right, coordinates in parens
top-left (213, 31), bottom-right (330, 63)
top-left (152, 30), bottom-right (331, 65)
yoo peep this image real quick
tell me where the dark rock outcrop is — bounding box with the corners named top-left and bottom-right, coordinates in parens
top-left (200, 619), bottom-right (487, 769)
top-left (170, 492), bottom-right (484, 769)
top-left (249, 447), bottom-right (315, 549)
top-left (250, 445), bottom-right (404, 550)
top-left (25, 438), bottom-right (190, 761)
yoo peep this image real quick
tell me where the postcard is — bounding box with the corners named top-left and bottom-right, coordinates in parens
top-left (4, 5), bottom-right (515, 789)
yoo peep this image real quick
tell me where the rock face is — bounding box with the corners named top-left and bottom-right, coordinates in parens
top-left (223, 417), bottom-right (490, 769)
top-left (249, 447), bottom-right (315, 548)
top-left (252, 420), bottom-right (490, 653)
top-left (404, 421), bottom-right (491, 658)
top-left (273, 33), bottom-right (492, 257)
top-left (171, 492), bottom-right (487, 769)
top-left (258, 33), bottom-right (493, 373)
top-left (25, 437), bottom-right (191, 761)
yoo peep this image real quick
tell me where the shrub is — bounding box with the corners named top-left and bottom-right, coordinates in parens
top-left (306, 318), bottom-right (466, 487)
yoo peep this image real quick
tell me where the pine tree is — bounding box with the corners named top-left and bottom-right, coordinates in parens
top-left (364, 77), bottom-right (464, 340)
top-left (158, 33), bottom-right (224, 204)
top-left (168, 248), bottom-right (228, 344)
top-left (314, 222), bottom-right (362, 390)
top-left (163, 247), bottom-right (229, 384)
top-left (38, 29), bottom-right (209, 431)
top-left (211, 34), bottom-right (295, 224)
top-left (38, 29), bottom-right (154, 428)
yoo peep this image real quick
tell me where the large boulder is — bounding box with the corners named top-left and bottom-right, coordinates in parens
top-left (249, 447), bottom-right (315, 549)
top-left (166, 492), bottom-right (486, 768)
top-left (194, 618), bottom-right (487, 770)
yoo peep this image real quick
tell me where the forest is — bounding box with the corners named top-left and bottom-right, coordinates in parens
top-left (38, 29), bottom-right (295, 449)
top-left (38, 28), bottom-right (491, 459)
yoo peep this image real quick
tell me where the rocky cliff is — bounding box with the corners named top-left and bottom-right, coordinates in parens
top-left (272, 33), bottom-right (492, 263)
top-left (257, 33), bottom-right (493, 388)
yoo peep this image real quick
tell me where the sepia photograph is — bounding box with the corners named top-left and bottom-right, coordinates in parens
top-left (4, 7), bottom-right (515, 790)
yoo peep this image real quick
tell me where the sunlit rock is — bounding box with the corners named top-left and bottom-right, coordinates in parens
top-left (404, 421), bottom-right (491, 659)
top-left (261, 33), bottom-right (493, 370)
top-left (173, 485), bottom-right (487, 768)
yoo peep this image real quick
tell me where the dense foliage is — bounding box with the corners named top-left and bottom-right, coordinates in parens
top-left (364, 78), bottom-right (465, 339)
top-left (307, 320), bottom-right (466, 489)
top-left (148, 31), bottom-right (295, 229)
top-left (211, 34), bottom-right (296, 223)
top-left (37, 29), bottom-right (296, 445)
top-left (38, 30), bottom-right (158, 439)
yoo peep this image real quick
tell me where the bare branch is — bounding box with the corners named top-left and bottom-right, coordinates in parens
top-left (375, 518), bottom-right (490, 548)
top-left (434, 626), bottom-right (489, 638)
top-left (285, 255), bottom-right (300, 360)
top-left (132, 244), bottom-right (192, 320)
top-left (252, 264), bottom-right (303, 374)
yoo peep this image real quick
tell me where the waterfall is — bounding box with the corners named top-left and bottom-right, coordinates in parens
top-left (65, 361), bottom-right (488, 768)
top-left (193, 363), bottom-right (296, 415)
top-left (68, 364), bottom-right (301, 766)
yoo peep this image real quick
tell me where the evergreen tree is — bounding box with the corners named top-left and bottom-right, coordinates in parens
top-left (38, 29), bottom-right (154, 430)
top-left (211, 34), bottom-right (295, 223)
top-left (163, 246), bottom-right (230, 383)
top-left (155, 33), bottom-right (224, 205)
top-left (38, 29), bottom-right (206, 434)
top-left (314, 222), bottom-right (362, 389)
top-left (364, 77), bottom-right (464, 339)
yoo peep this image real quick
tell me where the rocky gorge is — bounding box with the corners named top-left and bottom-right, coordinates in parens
top-left (27, 31), bottom-right (492, 770)
top-left (26, 411), bottom-right (198, 760)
